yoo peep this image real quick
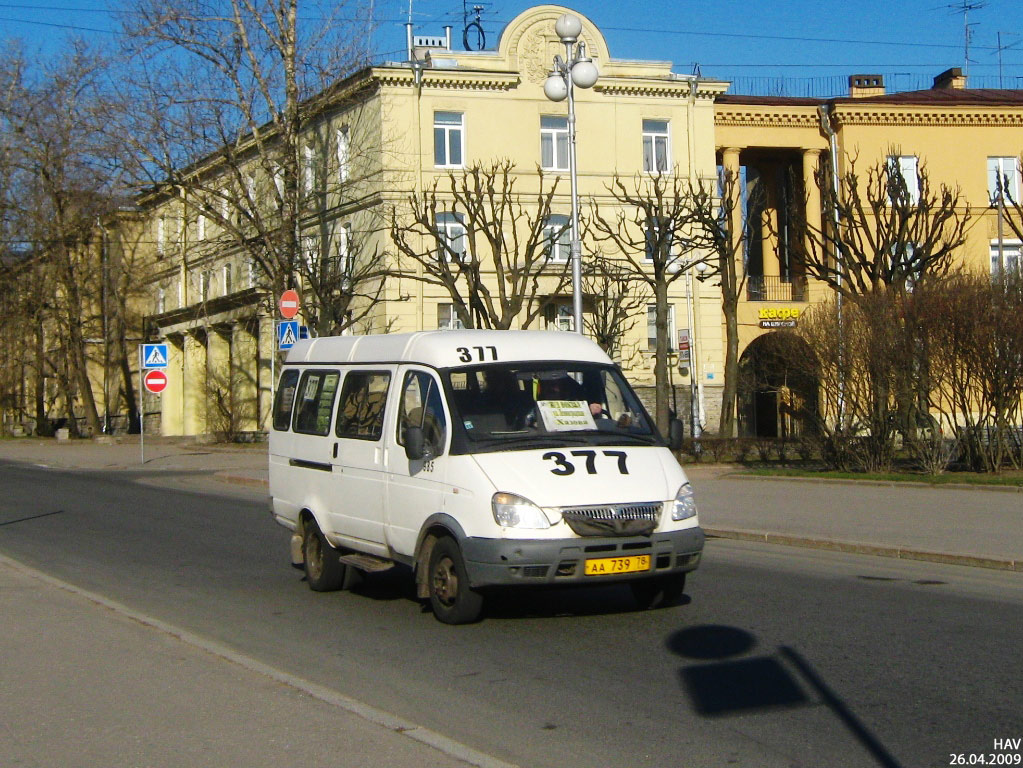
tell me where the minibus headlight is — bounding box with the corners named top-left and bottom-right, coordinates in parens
top-left (671, 483), bottom-right (698, 521)
top-left (492, 492), bottom-right (551, 529)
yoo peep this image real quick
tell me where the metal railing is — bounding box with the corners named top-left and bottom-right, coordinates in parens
top-left (746, 275), bottom-right (809, 302)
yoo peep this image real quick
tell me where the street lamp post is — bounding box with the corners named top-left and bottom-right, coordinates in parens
top-left (684, 260), bottom-right (708, 439)
top-left (543, 13), bottom-right (598, 334)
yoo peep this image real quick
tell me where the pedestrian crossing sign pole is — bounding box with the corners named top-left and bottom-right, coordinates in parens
top-left (138, 343), bottom-right (169, 465)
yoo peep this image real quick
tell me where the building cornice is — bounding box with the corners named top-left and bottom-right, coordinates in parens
top-left (715, 107), bottom-right (821, 128)
top-left (375, 67), bottom-right (520, 92)
top-left (832, 107), bottom-right (1023, 127)
top-left (595, 77), bottom-right (726, 100)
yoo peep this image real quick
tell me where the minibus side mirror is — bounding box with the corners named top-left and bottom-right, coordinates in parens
top-left (404, 426), bottom-right (433, 461)
top-left (668, 418), bottom-right (684, 452)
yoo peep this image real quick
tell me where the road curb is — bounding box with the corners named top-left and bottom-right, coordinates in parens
top-left (214, 470), bottom-right (269, 489)
top-left (711, 471), bottom-right (1023, 493)
top-left (704, 527), bottom-right (1022, 572)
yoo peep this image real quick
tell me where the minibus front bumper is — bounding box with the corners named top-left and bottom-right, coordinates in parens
top-left (460, 526), bottom-right (705, 588)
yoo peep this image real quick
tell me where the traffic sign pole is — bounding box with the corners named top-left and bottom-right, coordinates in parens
top-left (138, 346), bottom-right (145, 465)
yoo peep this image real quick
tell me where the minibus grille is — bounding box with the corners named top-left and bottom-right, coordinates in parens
top-left (560, 502), bottom-right (662, 537)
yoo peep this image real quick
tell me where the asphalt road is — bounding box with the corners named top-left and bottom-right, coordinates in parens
top-left (3, 459), bottom-right (1022, 768)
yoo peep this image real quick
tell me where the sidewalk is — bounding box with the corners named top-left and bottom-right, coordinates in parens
top-left (0, 555), bottom-right (497, 768)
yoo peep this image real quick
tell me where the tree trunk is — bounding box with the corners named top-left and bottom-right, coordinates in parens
top-left (720, 297), bottom-right (740, 437)
top-left (653, 281), bottom-right (671, 436)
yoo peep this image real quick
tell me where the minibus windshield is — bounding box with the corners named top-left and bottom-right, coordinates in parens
top-left (444, 363), bottom-right (658, 447)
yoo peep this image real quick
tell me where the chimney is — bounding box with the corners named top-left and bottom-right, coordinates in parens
top-left (848, 74), bottom-right (885, 98)
top-left (933, 67), bottom-right (967, 89)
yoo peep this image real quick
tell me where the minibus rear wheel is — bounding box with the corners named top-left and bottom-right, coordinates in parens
top-left (303, 519), bottom-right (347, 592)
top-left (630, 573), bottom-right (686, 610)
top-left (427, 537), bottom-right (485, 624)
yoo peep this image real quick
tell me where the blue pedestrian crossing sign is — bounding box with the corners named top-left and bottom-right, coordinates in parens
top-left (278, 320), bottom-right (299, 350)
top-left (141, 343), bottom-right (169, 369)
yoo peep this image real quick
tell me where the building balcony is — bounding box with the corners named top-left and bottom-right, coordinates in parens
top-left (746, 275), bottom-right (809, 302)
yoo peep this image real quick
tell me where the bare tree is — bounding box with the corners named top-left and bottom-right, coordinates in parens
top-left (798, 153), bottom-right (971, 300)
top-left (116, 0), bottom-right (377, 329)
top-left (686, 169), bottom-right (761, 437)
top-left (389, 160), bottom-right (572, 330)
top-left (581, 254), bottom-right (650, 359)
top-left (590, 171), bottom-right (708, 435)
top-left (0, 42), bottom-right (125, 436)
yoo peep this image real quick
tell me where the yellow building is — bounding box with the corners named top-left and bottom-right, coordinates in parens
top-left (714, 68), bottom-right (1023, 436)
top-left (138, 5), bottom-right (729, 438)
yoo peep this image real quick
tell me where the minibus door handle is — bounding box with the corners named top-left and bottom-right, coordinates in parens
top-left (332, 442), bottom-right (339, 460)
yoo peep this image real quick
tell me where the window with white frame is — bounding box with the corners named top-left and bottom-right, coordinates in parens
top-left (540, 116), bottom-right (569, 171)
top-left (272, 166), bottom-right (284, 202)
top-left (546, 302), bottom-right (575, 332)
top-left (248, 256), bottom-right (258, 288)
top-left (223, 264), bottom-right (233, 295)
top-left (302, 235), bottom-right (318, 274)
top-left (543, 214), bottom-right (571, 262)
top-left (988, 157), bottom-right (1021, 204)
top-left (337, 126), bottom-right (350, 183)
top-left (156, 287), bottom-right (166, 315)
top-left (437, 303), bottom-right (466, 330)
top-left (157, 216), bottom-right (165, 255)
top-left (244, 173), bottom-right (256, 213)
top-left (199, 269), bottom-right (213, 302)
top-left (646, 303), bottom-right (676, 352)
top-left (436, 211), bottom-right (466, 261)
top-left (303, 144), bottom-right (316, 195)
top-left (197, 212), bottom-right (206, 240)
top-left (642, 119), bottom-right (670, 174)
top-left (336, 223), bottom-right (353, 286)
top-left (645, 216), bottom-right (671, 261)
top-left (434, 112), bottom-right (464, 168)
top-left (990, 239), bottom-right (1022, 276)
top-left (886, 155), bottom-right (919, 204)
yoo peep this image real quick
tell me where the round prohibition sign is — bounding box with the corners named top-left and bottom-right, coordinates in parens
top-left (144, 369), bottom-right (168, 394)
top-left (279, 288), bottom-right (300, 319)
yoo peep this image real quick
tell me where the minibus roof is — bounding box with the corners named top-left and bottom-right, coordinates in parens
top-left (284, 330), bottom-right (613, 369)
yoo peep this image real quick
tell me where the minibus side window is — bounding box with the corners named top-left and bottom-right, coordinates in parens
top-left (335, 371), bottom-right (391, 441)
top-left (272, 370), bottom-right (301, 431)
top-left (292, 370), bottom-right (341, 436)
top-left (398, 371), bottom-right (447, 455)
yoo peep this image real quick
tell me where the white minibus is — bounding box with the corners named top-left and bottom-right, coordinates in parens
top-left (269, 330), bottom-right (704, 623)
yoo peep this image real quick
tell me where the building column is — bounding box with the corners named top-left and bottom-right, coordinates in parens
top-left (232, 318), bottom-right (260, 433)
top-left (721, 148), bottom-right (743, 260)
top-left (802, 149), bottom-right (823, 254)
top-left (163, 334), bottom-right (185, 436)
top-left (183, 330), bottom-right (208, 436)
top-left (760, 163), bottom-right (781, 279)
top-left (207, 325), bottom-right (231, 437)
top-left (257, 314), bottom-right (276, 432)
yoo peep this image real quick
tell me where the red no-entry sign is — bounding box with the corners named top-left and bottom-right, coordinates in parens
top-left (144, 369), bottom-right (168, 394)
top-left (279, 289), bottom-right (300, 319)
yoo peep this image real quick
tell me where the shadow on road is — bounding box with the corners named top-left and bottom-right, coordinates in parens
top-left (666, 624), bottom-right (904, 768)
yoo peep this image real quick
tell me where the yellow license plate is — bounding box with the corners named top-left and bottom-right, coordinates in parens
top-left (584, 554), bottom-right (651, 576)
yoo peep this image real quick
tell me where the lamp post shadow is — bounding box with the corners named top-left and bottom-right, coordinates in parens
top-left (667, 625), bottom-right (903, 768)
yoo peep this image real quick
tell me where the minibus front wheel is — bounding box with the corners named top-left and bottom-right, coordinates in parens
top-left (630, 573), bottom-right (687, 610)
top-left (303, 518), bottom-right (348, 592)
top-left (427, 537), bottom-right (485, 625)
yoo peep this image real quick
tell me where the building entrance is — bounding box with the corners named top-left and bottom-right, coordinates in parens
top-left (737, 332), bottom-right (817, 439)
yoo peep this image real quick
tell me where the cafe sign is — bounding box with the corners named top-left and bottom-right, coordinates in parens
top-left (758, 307), bottom-right (800, 329)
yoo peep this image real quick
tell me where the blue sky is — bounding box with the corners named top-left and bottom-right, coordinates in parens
top-left (4, 0), bottom-right (1023, 95)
